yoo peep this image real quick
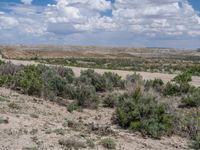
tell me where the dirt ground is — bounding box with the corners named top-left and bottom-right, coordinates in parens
top-left (0, 87), bottom-right (190, 150)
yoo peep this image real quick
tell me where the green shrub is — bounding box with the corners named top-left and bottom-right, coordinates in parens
top-left (126, 73), bottom-right (143, 84)
top-left (182, 89), bottom-right (200, 107)
top-left (163, 82), bottom-right (180, 96)
top-left (15, 65), bottom-right (43, 96)
top-left (0, 62), bottom-right (23, 87)
top-left (0, 75), bottom-right (13, 86)
top-left (191, 133), bottom-right (200, 150)
top-left (103, 94), bottom-right (119, 108)
top-left (145, 78), bottom-right (164, 92)
top-left (59, 137), bottom-right (86, 149)
top-left (101, 138), bottom-right (116, 149)
top-left (78, 69), bottom-right (107, 92)
top-left (42, 69), bottom-right (67, 99)
top-left (173, 72), bottom-right (192, 84)
top-left (103, 72), bottom-right (124, 90)
top-left (0, 60), bottom-right (4, 65)
top-left (75, 84), bottom-right (99, 108)
top-left (179, 82), bottom-right (191, 94)
top-left (63, 84), bottom-right (77, 99)
top-left (67, 102), bottom-right (79, 113)
top-left (116, 89), bottom-right (174, 139)
top-left (174, 111), bottom-right (199, 141)
top-left (163, 82), bottom-right (191, 96)
top-left (163, 72), bottom-right (193, 96)
top-left (125, 73), bottom-right (143, 89)
top-left (54, 67), bottom-right (75, 83)
top-left (0, 62), bottom-right (22, 76)
top-left (186, 65), bottom-right (200, 76)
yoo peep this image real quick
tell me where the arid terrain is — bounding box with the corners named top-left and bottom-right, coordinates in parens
top-left (0, 87), bottom-right (189, 150)
top-left (0, 45), bottom-right (199, 59)
top-left (0, 45), bottom-right (199, 150)
top-left (1, 0), bottom-right (200, 149)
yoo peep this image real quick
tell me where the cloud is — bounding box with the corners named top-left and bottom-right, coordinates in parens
top-left (21, 0), bottom-right (33, 5)
top-left (54, 0), bottom-right (111, 11)
top-left (0, 16), bottom-right (19, 29)
top-left (112, 0), bottom-right (200, 36)
top-left (44, 0), bottom-right (200, 37)
top-left (45, 0), bottom-right (113, 33)
top-left (0, 0), bottom-right (200, 48)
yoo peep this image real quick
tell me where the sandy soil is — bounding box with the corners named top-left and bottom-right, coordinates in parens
top-left (0, 87), bottom-right (190, 150)
top-left (1, 56), bottom-right (200, 87)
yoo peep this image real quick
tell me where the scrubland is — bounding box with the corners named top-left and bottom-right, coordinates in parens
top-left (0, 60), bottom-right (199, 150)
top-left (0, 46), bottom-right (199, 150)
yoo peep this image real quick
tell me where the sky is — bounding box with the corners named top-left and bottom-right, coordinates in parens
top-left (0, 0), bottom-right (200, 49)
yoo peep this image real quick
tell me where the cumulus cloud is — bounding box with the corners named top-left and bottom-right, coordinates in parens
top-left (113, 0), bottom-right (200, 36)
top-left (0, 0), bottom-right (200, 48)
top-left (45, 0), bottom-right (113, 33)
top-left (21, 0), bottom-right (33, 5)
top-left (44, 0), bottom-right (200, 36)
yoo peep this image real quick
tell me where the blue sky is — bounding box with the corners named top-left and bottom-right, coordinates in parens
top-left (0, 0), bottom-right (200, 49)
top-left (188, 0), bottom-right (200, 12)
top-left (0, 0), bottom-right (198, 14)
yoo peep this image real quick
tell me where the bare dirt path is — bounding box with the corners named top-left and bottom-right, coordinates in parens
top-left (1, 56), bottom-right (200, 87)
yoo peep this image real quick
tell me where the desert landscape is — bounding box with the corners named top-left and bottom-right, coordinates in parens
top-left (1, 0), bottom-right (200, 149)
top-left (0, 45), bottom-right (199, 150)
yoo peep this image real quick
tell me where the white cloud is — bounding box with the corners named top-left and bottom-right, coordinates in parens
top-left (88, 0), bottom-right (111, 11)
top-left (45, 0), bottom-right (113, 33)
top-left (55, 0), bottom-right (111, 11)
top-left (0, 16), bottom-right (19, 29)
top-left (112, 0), bottom-right (200, 36)
top-left (44, 0), bottom-right (200, 36)
top-left (21, 0), bottom-right (33, 5)
top-left (0, 0), bottom-right (200, 48)
top-left (74, 17), bottom-right (117, 32)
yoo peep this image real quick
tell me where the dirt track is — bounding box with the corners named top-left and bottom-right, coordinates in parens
top-left (1, 56), bottom-right (200, 87)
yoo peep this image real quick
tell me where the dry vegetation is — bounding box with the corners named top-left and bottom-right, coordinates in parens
top-left (0, 45), bottom-right (200, 150)
top-left (0, 60), bottom-right (199, 150)
top-left (1, 45), bottom-right (200, 76)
